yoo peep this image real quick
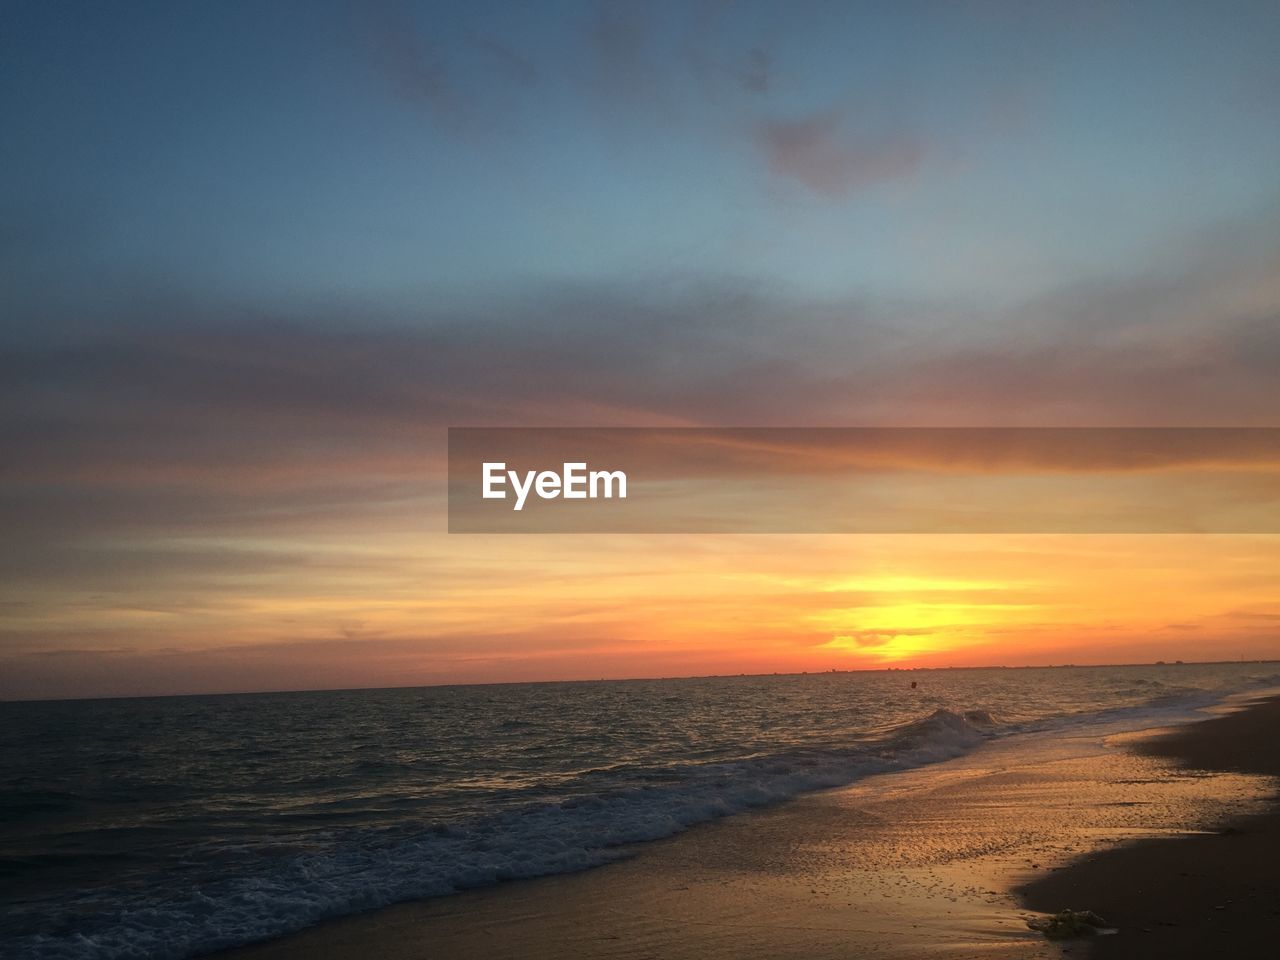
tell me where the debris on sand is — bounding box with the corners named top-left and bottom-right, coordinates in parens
top-left (1026, 909), bottom-right (1113, 939)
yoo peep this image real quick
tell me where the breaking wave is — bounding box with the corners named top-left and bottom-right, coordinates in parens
top-left (6, 666), bottom-right (1277, 960)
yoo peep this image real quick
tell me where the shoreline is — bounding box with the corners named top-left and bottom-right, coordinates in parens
top-left (219, 694), bottom-right (1280, 960)
top-left (1019, 694), bottom-right (1280, 957)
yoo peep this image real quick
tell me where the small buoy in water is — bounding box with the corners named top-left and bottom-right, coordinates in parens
top-left (910, 681), bottom-right (917, 689)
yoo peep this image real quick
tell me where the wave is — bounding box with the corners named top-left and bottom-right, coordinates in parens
top-left (9, 680), bottom-right (1274, 960)
top-left (6, 709), bottom-right (998, 960)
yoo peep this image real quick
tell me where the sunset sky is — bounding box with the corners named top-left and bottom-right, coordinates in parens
top-left (3, 0), bottom-right (1279, 699)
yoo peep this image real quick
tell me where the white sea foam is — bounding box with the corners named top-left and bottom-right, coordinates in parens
top-left (6, 668), bottom-right (1279, 960)
top-left (15, 714), bottom-right (983, 960)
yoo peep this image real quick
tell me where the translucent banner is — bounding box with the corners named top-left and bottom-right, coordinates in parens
top-left (447, 428), bottom-right (1280, 533)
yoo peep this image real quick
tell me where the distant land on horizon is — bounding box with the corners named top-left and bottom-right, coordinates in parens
top-left (6, 658), bottom-right (1279, 705)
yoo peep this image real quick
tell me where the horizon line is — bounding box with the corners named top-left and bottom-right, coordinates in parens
top-left (5, 657), bottom-right (1278, 706)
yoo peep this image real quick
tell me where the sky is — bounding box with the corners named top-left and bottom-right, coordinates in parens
top-left (2, 0), bottom-right (1279, 699)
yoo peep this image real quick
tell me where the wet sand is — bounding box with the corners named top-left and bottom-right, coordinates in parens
top-left (1021, 695), bottom-right (1280, 958)
top-left (221, 700), bottom-right (1277, 960)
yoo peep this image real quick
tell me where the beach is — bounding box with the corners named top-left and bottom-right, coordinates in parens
top-left (8, 4), bottom-right (1280, 959)
top-left (1022, 695), bottom-right (1280, 957)
top-left (220, 692), bottom-right (1280, 960)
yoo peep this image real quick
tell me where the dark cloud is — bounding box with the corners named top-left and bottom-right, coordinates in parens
top-left (356, 0), bottom-right (790, 162)
top-left (756, 112), bottom-right (924, 196)
top-left (4, 254), bottom-right (1278, 508)
top-left (587, 1), bottom-right (654, 101)
top-left (357, 1), bottom-right (542, 133)
top-left (361, 0), bottom-right (458, 124)
top-left (1, 227), bottom-right (1277, 639)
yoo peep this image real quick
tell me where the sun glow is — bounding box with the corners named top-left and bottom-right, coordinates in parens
top-left (8, 530), bottom-right (1279, 697)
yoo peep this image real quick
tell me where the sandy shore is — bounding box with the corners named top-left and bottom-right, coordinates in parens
top-left (220, 697), bottom-right (1279, 960)
top-left (1021, 695), bottom-right (1280, 957)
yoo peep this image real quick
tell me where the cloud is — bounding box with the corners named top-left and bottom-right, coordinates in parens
top-left (4, 245), bottom-right (1278, 513)
top-left (756, 111), bottom-right (924, 196)
top-left (469, 35), bottom-right (540, 88)
top-left (361, 0), bottom-right (458, 124)
top-left (358, 0), bottom-right (542, 133)
top-left (355, 0), bottom-right (789, 156)
top-left (741, 47), bottom-right (771, 93)
top-left (587, 1), bottom-right (653, 101)
top-left (1, 221), bottom-right (1277, 666)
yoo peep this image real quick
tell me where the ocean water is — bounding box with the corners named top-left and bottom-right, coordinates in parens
top-left (2, 663), bottom-right (1277, 960)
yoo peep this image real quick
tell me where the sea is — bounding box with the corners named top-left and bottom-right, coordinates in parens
top-left (2, 663), bottom-right (1278, 960)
